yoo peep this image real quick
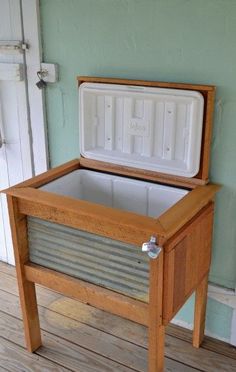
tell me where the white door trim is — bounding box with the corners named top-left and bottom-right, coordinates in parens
top-left (0, 101), bottom-right (10, 262)
top-left (0, 0), bottom-right (48, 265)
top-left (21, 0), bottom-right (48, 175)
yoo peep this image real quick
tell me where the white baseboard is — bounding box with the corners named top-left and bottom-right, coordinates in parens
top-left (172, 284), bottom-right (236, 346)
top-left (171, 318), bottom-right (229, 344)
top-left (230, 310), bottom-right (236, 346)
top-left (208, 284), bottom-right (236, 346)
top-left (208, 284), bottom-right (236, 309)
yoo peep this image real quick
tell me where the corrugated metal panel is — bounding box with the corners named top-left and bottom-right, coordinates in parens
top-left (28, 217), bottom-right (149, 301)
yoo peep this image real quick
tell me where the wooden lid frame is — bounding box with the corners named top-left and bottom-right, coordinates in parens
top-left (78, 76), bottom-right (216, 189)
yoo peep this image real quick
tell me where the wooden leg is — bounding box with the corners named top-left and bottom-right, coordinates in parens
top-left (7, 195), bottom-right (42, 352)
top-left (18, 280), bottom-right (42, 352)
top-left (149, 324), bottom-right (165, 372)
top-left (149, 250), bottom-right (165, 372)
top-left (193, 273), bottom-right (209, 348)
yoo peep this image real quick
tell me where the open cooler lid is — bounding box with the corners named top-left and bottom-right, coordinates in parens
top-left (79, 82), bottom-right (204, 178)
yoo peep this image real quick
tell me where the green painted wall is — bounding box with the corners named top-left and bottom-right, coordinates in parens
top-left (40, 0), bottom-right (236, 341)
top-left (174, 294), bottom-right (233, 342)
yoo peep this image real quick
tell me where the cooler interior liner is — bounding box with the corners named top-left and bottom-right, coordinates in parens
top-left (40, 169), bottom-right (188, 217)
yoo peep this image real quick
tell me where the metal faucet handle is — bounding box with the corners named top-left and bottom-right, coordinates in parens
top-left (142, 236), bottom-right (162, 259)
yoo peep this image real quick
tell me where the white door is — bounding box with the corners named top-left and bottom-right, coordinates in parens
top-left (0, 0), bottom-right (48, 264)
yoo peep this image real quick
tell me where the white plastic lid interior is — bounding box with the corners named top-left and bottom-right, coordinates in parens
top-left (79, 83), bottom-right (204, 177)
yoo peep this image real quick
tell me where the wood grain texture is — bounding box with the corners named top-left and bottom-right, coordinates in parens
top-left (80, 157), bottom-right (206, 189)
top-left (0, 274), bottom-right (195, 372)
top-left (5, 182), bottom-right (219, 249)
top-left (7, 186), bottom-right (165, 247)
top-left (1, 266), bottom-right (236, 372)
top-left (24, 263), bottom-right (149, 326)
top-left (163, 202), bottom-right (215, 253)
top-left (163, 203), bottom-right (214, 323)
top-left (0, 309), bottom-right (134, 372)
top-left (0, 289), bottom-right (200, 372)
top-left (148, 250), bottom-right (165, 372)
top-left (168, 324), bottom-right (236, 362)
top-left (0, 290), bottom-right (139, 372)
top-left (1, 263), bottom-right (235, 364)
top-left (6, 195), bottom-right (41, 352)
top-left (198, 89), bottom-right (215, 181)
top-left (78, 76), bottom-right (216, 185)
top-left (3, 73), bottom-right (219, 370)
top-left (77, 76), bottom-right (215, 91)
top-left (161, 333), bottom-right (236, 372)
top-left (173, 239), bottom-right (187, 311)
top-left (193, 274), bottom-right (209, 348)
top-left (2, 282), bottom-right (144, 370)
top-left (159, 185), bottom-right (219, 241)
top-left (0, 337), bottom-right (69, 372)
top-left (2, 159), bottom-right (80, 193)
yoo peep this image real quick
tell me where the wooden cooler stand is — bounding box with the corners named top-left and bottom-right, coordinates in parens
top-left (4, 77), bottom-right (220, 372)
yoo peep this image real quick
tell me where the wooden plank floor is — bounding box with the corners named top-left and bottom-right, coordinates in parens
top-left (0, 262), bottom-right (235, 371)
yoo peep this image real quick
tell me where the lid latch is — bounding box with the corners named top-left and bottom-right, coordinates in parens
top-left (142, 236), bottom-right (162, 259)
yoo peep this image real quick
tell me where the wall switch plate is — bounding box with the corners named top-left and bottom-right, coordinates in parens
top-left (41, 63), bottom-right (59, 83)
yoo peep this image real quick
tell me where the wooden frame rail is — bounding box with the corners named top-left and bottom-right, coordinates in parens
top-left (24, 263), bottom-right (149, 326)
top-left (3, 158), bottom-right (220, 249)
top-left (7, 187), bottom-right (165, 247)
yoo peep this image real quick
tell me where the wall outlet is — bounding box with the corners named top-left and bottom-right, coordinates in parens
top-left (40, 63), bottom-right (59, 83)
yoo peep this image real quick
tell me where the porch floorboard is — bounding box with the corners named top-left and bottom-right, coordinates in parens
top-left (0, 262), bottom-right (235, 372)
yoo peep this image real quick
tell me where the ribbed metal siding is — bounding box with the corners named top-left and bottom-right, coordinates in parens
top-left (28, 217), bottom-right (149, 301)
